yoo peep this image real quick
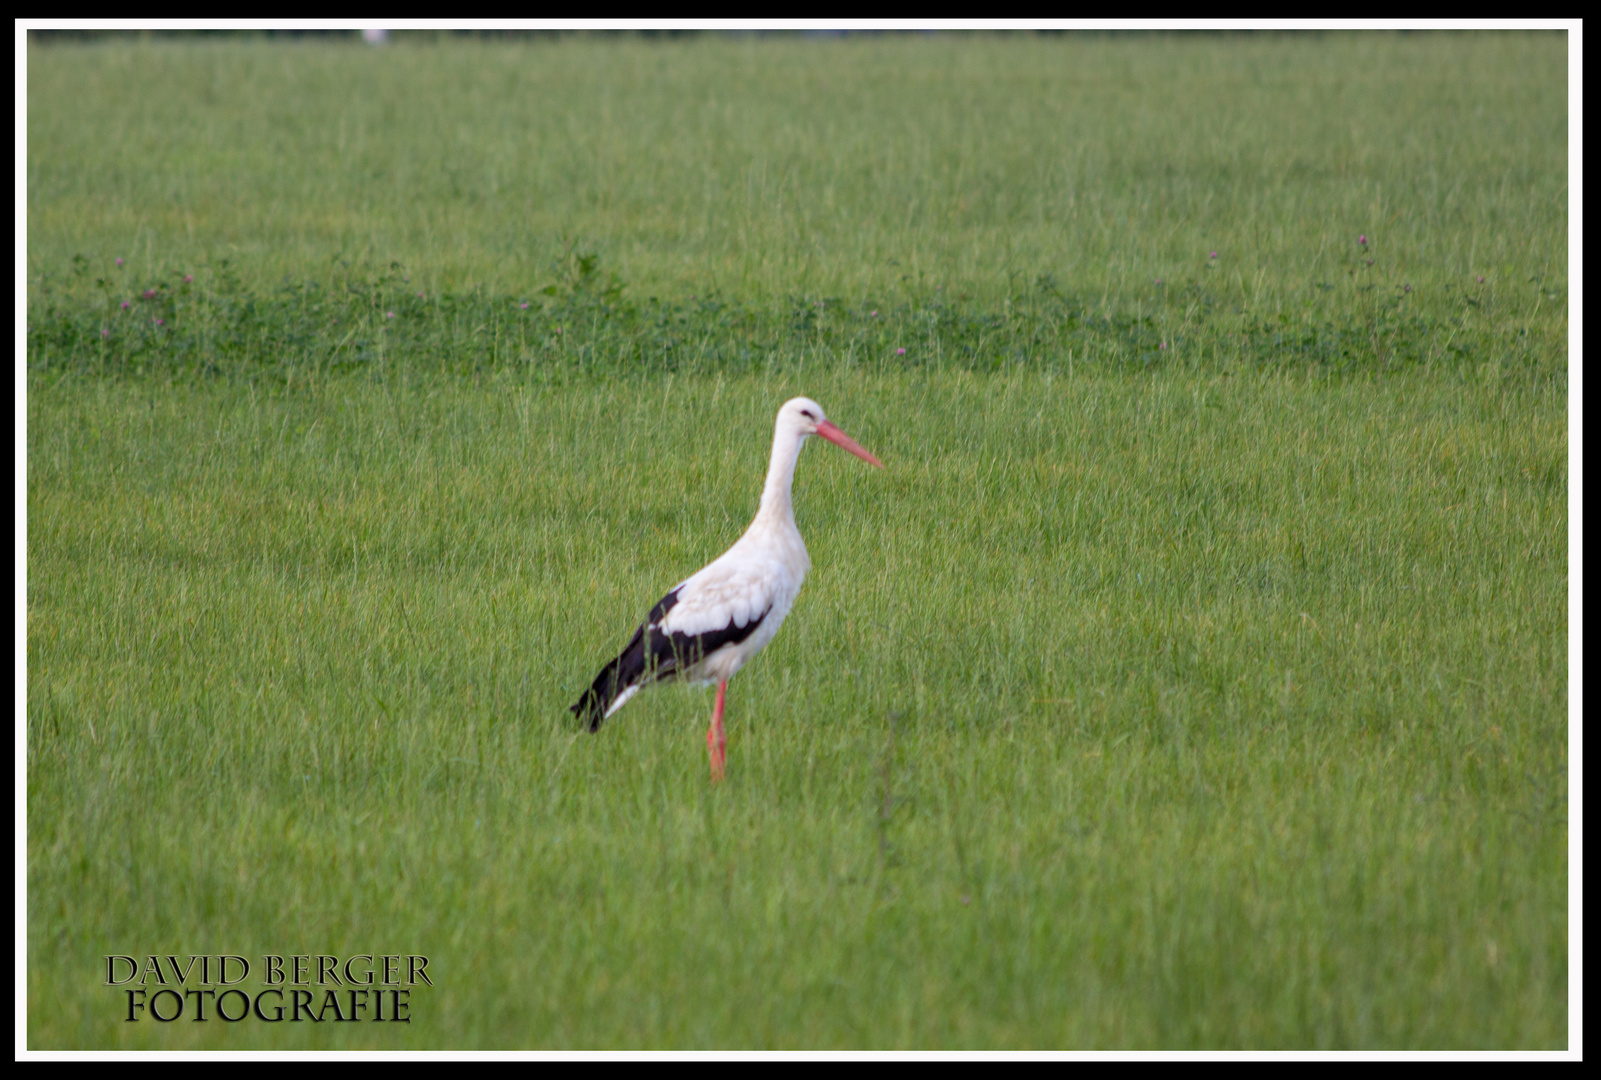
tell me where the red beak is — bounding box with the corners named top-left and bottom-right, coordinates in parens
top-left (814, 420), bottom-right (884, 468)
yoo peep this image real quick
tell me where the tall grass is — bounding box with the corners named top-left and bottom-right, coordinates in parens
top-left (28, 33), bottom-right (1566, 314)
top-left (27, 367), bottom-right (1566, 1047)
top-left (26, 32), bottom-right (1568, 1048)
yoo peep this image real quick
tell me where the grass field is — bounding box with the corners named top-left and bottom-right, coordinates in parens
top-left (26, 32), bottom-right (1569, 1048)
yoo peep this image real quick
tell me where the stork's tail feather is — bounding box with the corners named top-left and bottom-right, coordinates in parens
top-left (571, 625), bottom-right (649, 732)
top-left (568, 685), bottom-right (609, 733)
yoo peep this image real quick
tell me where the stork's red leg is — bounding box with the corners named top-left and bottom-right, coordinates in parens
top-left (706, 680), bottom-right (728, 782)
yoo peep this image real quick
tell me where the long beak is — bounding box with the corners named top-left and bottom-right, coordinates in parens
top-left (814, 420), bottom-right (884, 468)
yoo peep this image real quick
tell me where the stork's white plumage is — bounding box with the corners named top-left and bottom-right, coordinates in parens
top-left (571, 397), bottom-right (883, 780)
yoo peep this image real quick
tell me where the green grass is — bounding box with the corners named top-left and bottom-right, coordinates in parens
top-left (26, 32), bottom-right (1568, 1048)
top-left (28, 32), bottom-right (1566, 313)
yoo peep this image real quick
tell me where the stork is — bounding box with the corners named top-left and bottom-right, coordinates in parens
top-left (570, 397), bottom-right (883, 780)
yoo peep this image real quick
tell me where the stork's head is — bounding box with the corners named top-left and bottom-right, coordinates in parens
top-left (778, 397), bottom-right (884, 468)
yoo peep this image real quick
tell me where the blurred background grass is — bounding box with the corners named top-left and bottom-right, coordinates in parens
top-left (27, 32), bottom-right (1566, 314)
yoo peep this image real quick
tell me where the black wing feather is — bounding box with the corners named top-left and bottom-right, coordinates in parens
top-left (569, 586), bottom-right (771, 732)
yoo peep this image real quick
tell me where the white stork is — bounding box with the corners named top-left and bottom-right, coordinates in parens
top-left (570, 397), bottom-right (883, 780)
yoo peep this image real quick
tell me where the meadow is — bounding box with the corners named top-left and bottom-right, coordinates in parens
top-left (25, 32), bottom-right (1568, 1048)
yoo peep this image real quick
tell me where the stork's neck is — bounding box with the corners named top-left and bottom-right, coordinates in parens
top-left (753, 422), bottom-right (805, 531)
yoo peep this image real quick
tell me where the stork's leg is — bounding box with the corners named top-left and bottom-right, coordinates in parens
top-left (706, 680), bottom-right (728, 782)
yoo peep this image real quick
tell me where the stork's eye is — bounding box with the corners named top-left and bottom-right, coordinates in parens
top-left (801, 410), bottom-right (817, 420)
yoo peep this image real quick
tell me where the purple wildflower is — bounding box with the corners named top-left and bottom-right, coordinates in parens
top-left (1403, 284), bottom-right (1411, 293)
top-left (183, 274), bottom-right (192, 283)
top-left (115, 257), bottom-right (123, 267)
top-left (143, 289), bottom-right (158, 300)
top-left (519, 302), bottom-right (530, 310)
top-left (870, 310), bottom-right (878, 317)
top-left (896, 347), bottom-right (906, 355)
top-left (1358, 234), bottom-right (1368, 247)
top-left (155, 318), bottom-right (164, 326)
top-left (101, 328), bottom-right (110, 339)
top-left (1477, 276), bottom-right (1485, 283)
top-left (121, 301), bottom-right (130, 310)
top-left (385, 311), bottom-right (395, 319)
top-left (1209, 251), bottom-right (1218, 259)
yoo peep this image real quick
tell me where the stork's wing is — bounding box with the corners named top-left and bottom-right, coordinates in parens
top-left (656, 556), bottom-right (784, 644)
top-left (569, 557), bottom-right (785, 732)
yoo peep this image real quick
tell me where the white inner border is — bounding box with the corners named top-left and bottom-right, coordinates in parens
top-left (16, 18), bottom-right (1582, 1062)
